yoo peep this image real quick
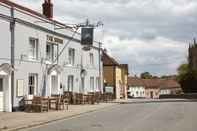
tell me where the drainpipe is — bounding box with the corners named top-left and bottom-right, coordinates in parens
top-left (98, 42), bottom-right (102, 93)
top-left (113, 66), bottom-right (116, 99)
top-left (10, 7), bottom-right (15, 111)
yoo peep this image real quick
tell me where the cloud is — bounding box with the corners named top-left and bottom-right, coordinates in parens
top-left (11, 0), bottom-right (195, 76)
top-left (103, 35), bottom-right (188, 76)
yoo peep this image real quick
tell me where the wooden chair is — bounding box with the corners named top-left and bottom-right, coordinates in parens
top-left (50, 94), bottom-right (68, 110)
top-left (25, 96), bottom-right (49, 112)
top-left (94, 92), bottom-right (101, 104)
top-left (62, 93), bottom-right (70, 110)
top-left (75, 93), bottom-right (83, 104)
top-left (82, 94), bottom-right (89, 104)
top-left (56, 95), bottom-right (66, 110)
top-left (64, 91), bottom-right (73, 104)
top-left (88, 92), bottom-right (95, 104)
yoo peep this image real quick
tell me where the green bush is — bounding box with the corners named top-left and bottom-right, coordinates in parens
top-left (178, 69), bottom-right (197, 93)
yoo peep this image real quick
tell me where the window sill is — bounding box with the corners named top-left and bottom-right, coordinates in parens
top-left (28, 58), bottom-right (39, 62)
top-left (67, 64), bottom-right (75, 67)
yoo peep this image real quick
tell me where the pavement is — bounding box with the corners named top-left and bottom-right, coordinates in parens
top-left (0, 103), bottom-right (117, 131)
top-left (23, 100), bottom-right (197, 131)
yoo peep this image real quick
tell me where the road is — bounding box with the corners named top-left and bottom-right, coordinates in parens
top-left (24, 101), bottom-right (197, 131)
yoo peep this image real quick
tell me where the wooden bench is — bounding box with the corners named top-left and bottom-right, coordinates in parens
top-left (25, 96), bottom-right (49, 112)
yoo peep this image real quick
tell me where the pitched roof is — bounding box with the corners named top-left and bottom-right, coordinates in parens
top-left (142, 79), bottom-right (161, 89)
top-left (160, 79), bottom-right (181, 89)
top-left (128, 77), bottom-right (181, 90)
top-left (0, 0), bottom-right (68, 27)
top-left (102, 51), bottom-right (120, 66)
top-left (128, 77), bottom-right (145, 87)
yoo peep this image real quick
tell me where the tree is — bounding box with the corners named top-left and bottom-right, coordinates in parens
top-left (140, 72), bottom-right (152, 79)
top-left (177, 64), bottom-right (189, 75)
top-left (176, 64), bottom-right (189, 82)
top-left (177, 63), bottom-right (197, 93)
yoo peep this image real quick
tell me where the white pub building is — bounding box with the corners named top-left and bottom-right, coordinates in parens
top-left (0, 0), bottom-right (103, 112)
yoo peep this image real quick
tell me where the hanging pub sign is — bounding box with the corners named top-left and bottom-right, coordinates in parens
top-left (81, 27), bottom-right (94, 46)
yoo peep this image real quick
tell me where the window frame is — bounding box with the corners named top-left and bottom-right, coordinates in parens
top-left (90, 77), bottom-right (94, 92)
top-left (96, 77), bottom-right (100, 91)
top-left (68, 48), bottom-right (75, 66)
top-left (89, 53), bottom-right (94, 66)
top-left (46, 42), bottom-right (58, 62)
top-left (67, 75), bottom-right (74, 92)
top-left (29, 37), bottom-right (39, 60)
top-left (28, 73), bottom-right (38, 95)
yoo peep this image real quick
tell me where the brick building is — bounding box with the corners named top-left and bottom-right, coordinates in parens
top-left (102, 51), bottom-right (128, 99)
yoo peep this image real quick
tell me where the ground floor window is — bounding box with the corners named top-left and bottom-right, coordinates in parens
top-left (28, 74), bottom-right (38, 95)
top-left (96, 77), bottom-right (100, 91)
top-left (81, 77), bottom-right (85, 92)
top-left (90, 77), bottom-right (94, 92)
top-left (68, 75), bottom-right (74, 91)
top-left (0, 78), bottom-right (3, 92)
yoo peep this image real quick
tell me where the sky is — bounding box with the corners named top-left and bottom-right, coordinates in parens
top-left (12, 0), bottom-right (197, 76)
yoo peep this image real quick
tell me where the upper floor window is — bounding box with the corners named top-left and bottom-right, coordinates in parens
top-left (68, 48), bottom-right (75, 66)
top-left (90, 53), bottom-right (94, 65)
top-left (46, 43), bottom-right (58, 62)
top-left (29, 38), bottom-right (39, 60)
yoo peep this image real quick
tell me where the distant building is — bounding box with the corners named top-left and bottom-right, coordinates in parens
top-left (120, 64), bottom-right (129, 99)
top-left (127, 77), bottom-right (182, 99)
top-left (189, 39), bottom-right (197, 70)
top-left (102, 51), bottom-right (128, 99)
top-left (128, 77), bottom-right (145, 98)
top-left (159, 79), bottom-right (182, 95)
top-left (143, 79), bottom-right (160, 99)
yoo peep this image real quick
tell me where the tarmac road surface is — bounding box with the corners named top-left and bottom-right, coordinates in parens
top-left (24, 100), bottom-right (197, 131)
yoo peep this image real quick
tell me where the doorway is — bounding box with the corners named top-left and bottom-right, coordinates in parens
top-left (0, 78), bottom-right (3, 111)
top-left (81, 77), bottom-right (85, 93)
top-left (150, 91), bottom-right (154, 99)
top-left (51, 75), bottom-right (58, 95)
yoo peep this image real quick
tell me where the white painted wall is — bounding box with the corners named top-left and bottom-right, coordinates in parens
top-left (160, 89), bottom-right (171, 95)
top-left (128, 86), bottom-right (145, 98)
top-left (0, 2), bottom-right (103, 110)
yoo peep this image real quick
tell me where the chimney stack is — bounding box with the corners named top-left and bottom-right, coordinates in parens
top-left (42, 0), bottom-right (53, 19)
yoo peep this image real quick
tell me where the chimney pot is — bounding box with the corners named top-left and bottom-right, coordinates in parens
top-left (42, 0), bottom-right (53, 19)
